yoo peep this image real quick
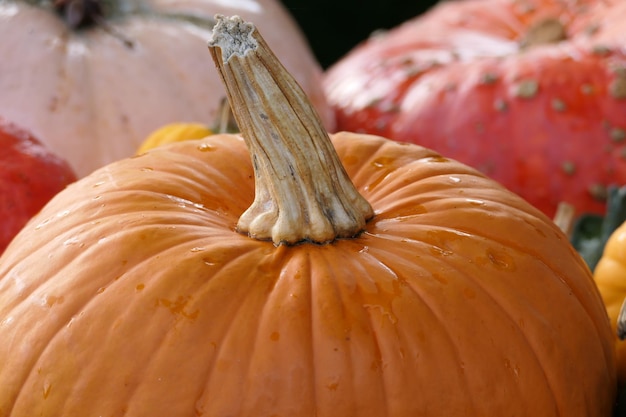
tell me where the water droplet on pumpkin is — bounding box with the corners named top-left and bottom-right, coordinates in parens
top-left (136, 283), bottom-right (145, 291)
top-left (448, 176), bottom-right (461, 183)
top-left (360, 277), bottom-right (402, 325)
top-left (466, 198), bottom-right (485, 206)
top-left (203, 257), bottom-right (217, 267)
top-left (1, 316), bottom-right (15, 327)
top-left (365, 157), bottom-right (397, 190)
top-left (423, 156), bottom-right (448, 163)
top-left (43, 295), bottom-right (64, 307)
top-left (197, 143), bottom-right (216, 152)
top-left (429, 246), bottom-right (453, 257)
top-left (43, 381), bottom-right (52, 399)
top-left (504, 359), bottom-right (520, 377)
top-left (371, 156), bottom-right (395, 169)
top-left (486, 249), bottom-right (516, 271)
top-left (364, 304), bottom-right (398, 324)
top-left (140, 167), bottom-right (153, 172)
top-left (35, 218), bottom-right (51, 230)
top-left (93, 181), bottom-right (106, 188)
top-left (366, 171), bottom-right (395, 191)
top-left (190, 247), bottom-right (206, 252)
top-left (155, 296), bottom-right (199, 321)
top-left (63, 237), bottom-right (80, 246)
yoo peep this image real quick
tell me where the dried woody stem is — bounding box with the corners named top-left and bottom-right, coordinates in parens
top-left (207, 15), bottom-right (374, 245)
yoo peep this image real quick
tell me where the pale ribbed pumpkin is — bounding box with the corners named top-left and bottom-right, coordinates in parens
top-left (0, 15), bottom-right (616, 417)
top-left (0, 0), bottom-right (332, 177)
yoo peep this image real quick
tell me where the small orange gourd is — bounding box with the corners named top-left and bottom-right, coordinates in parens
top-left (0, 15), bottom-right (616, 417)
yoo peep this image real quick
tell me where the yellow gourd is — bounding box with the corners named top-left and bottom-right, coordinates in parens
top-left (137, 123), bottom-right (213, 154)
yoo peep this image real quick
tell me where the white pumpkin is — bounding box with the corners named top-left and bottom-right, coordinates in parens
top-left (0, 0), bottom-right (333, 176)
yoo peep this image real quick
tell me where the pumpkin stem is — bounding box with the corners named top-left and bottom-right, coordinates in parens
top-left (216, 97), bottom-right (239, 134)
top-left (53, 0), bottom-right (134, 47)
top-left (207, 15), bottom-right (374, 245)
top-left (553, 202), bottom-right (576, 236)
top-left (53, 0), bottom-right (102, 28)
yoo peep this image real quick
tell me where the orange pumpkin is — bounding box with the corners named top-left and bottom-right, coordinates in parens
top-left (0, 0), bottom-right (333, 177)
top-left (0, 15), bottom-right (616, 417)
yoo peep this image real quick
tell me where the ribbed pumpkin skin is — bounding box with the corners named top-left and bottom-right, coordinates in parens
top-left (0, 133), bottom-right (615, 416)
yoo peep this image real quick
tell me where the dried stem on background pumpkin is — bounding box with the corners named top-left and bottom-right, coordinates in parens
top-left (216, 97), bottom-right (238, 133)
top-left (53, 0), bottom-right (134, 47)
top-left (553, 201), bottom-right (576, 236)
top-left (207, 15), bottom-right (374, 245)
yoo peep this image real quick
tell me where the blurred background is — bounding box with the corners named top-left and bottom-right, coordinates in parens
top-left (279, 0), bottom-right (440, 69)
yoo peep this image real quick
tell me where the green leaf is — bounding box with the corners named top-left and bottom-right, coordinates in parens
top-left (570, 186), bottom-right (626, 271)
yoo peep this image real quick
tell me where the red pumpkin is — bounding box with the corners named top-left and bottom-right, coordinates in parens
top-left (324, 0), bottom-right (626, 218)
top-left (0, 118), bottom-right (77, 253)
